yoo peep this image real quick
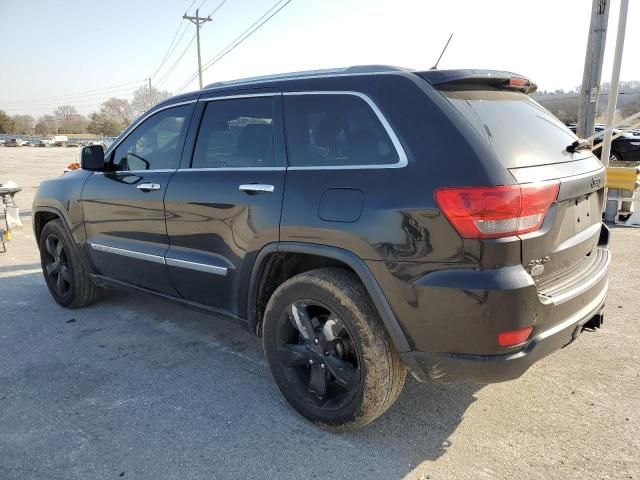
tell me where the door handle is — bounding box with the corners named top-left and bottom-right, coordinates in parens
top-left (239, 184), bottom-right (275, 194)
top-left (136, 183), bottom-right (161, 192)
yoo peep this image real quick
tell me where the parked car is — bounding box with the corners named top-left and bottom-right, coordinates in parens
top-left (568, 125), bottom-right (640, 162)
top-left (0, 140), bottom-right (5, 147)
top-left (37, 138), bottom-right (55, 147)
top-left (5, 138), bottom-right (24, 147)
top-left (22, 140), bottom-right (31, 146)
top-left (33, 66), bottom-right (610, 430)
top-left (53, 135), bottom-right (68, 147)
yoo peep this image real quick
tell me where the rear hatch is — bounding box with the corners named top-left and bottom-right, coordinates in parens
top-left (420, 70), bottom-right (608, 302)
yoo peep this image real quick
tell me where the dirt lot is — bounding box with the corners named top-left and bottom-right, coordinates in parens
top-left (1, 147), bottom-right (639, 480)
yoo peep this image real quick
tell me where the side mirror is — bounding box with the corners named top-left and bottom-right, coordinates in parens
top-left (81, 145), bottom-right (105, 171)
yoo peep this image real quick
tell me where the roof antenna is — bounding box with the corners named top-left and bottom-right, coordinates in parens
top-left (431, 33), bottom-right (454, 70)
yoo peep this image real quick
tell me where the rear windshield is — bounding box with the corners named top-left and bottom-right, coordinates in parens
top-left (440, 88), bottom-right (579, 168)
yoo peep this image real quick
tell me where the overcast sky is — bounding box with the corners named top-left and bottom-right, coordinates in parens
top-left (0, 0), bottom-right (638, 118)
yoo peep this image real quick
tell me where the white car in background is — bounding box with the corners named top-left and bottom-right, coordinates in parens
top-left (37, 138), bottom-right (55, 147)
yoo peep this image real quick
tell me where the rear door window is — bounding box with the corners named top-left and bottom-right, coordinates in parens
top-left (440, 88), bottom-right (582, 168)
top-left (283, 93), bottom-right (399, 167)
top-left (192, 96), bottom-right (276, 168)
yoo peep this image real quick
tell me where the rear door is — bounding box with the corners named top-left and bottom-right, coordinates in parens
top-left (438, 86), bottom-right (607, 298)
top-left (82, 101), bottom-right (195, 294)
top-left (163, 91), bottom-right (286, 314)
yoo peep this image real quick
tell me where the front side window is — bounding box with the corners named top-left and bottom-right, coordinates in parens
top-left (192, 96), bottom-right (275, 168)
top-left (283, 94), bottom-right (399, 167)
top-left (111, 105), bottom-right (191, 171)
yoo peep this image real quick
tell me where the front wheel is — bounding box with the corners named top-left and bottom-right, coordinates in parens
top-left (39, 219), bottom-right (101, 308)
top-left (262, 268), bottom-right (406, 430)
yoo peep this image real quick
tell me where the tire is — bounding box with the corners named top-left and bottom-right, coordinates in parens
top-left (610, 152), bottom-right (620, 162)
top-left (262, 267), bottom-right (406, 431)
top-left (39, 219), bottom-right (101, 308)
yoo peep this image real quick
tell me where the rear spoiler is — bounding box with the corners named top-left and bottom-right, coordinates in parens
top-left (417, 69), bottom-right (537, 95)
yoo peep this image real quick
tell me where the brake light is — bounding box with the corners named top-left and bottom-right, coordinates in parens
top-left (498, 327), bottom-right (533, 347)
top-left (434, 181), bottom-right (559, 239)
top-left (507, 77), bottom-right (529, 87)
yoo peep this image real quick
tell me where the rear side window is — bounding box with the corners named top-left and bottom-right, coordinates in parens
top-left (283, 93), bottom-right (399, 167)
top-left (440, 88), bottom-right (580, 168)
top-left (192, 96), bottom-right (276, 168)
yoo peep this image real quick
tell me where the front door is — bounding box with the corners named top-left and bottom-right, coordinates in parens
top-left (82, 102), bottom-right (195, 294)
top-left (164, 93), bottom-right (286, 314)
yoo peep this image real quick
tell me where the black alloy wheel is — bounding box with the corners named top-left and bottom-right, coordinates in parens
top-left (42, 233), bottom-right (72, 298)
top-left (38, 219), bottom-right (100, 308)
top-left (275, 300), bottom-right (361, 410)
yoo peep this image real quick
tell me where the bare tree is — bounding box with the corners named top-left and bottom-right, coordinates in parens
top-left (87, 111), bottom-right (121, 136)
top-left (52, 105), bottom-right (87, 133)
top-left (131, 86), bottom-right (171, 115)
top-left (11, 115), bottom-right (35, 134)
top-left (101, 98), bottom-right (134, 127)
top-left (35, 115), bottom-right (58, 135)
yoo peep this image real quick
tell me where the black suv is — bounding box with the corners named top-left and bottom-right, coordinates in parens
top-left (33, 66), bottom-right (610, 430)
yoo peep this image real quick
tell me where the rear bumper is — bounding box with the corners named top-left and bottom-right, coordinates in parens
top-left (400, 276), bottom-right (608, 383)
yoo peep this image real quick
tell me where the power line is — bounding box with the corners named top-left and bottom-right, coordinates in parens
top-left (156, 0), bottom-right (227, 89)
top-left (150, 20), bottom-right (187, 80)
top-left (183, 9), bottom-right (213, 89)
top-left (0, 88), bottom-right (141, 111)
top-left (0, 80), bottom-right (146, 105)
top-left (536, 91), bottom-right (640, 103)
top-left (6, 84), bottom-right (144, 105)
top-left (155, 34), bottom-right (198, 87)
top-left (176, 0), bottom-right (294, 93)
top-left (181, 0), bottom-right (292, 92)
top-left (150, 0), bottom-right (213, 81)
top-left (206, 0), bottom-right (227, 16)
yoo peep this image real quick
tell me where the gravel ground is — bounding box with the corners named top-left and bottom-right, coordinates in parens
top-left (1, 147), bottom-right (639, 480)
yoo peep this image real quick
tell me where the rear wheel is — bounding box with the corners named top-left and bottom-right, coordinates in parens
top-left (610, 151), bottom-right (620, 162)
top-left (262, 268), bottom-right (406, 430)
top-left (39, 219), bottom-right (100, 308)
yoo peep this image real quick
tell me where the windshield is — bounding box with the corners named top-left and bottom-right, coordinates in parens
top-left (440, 88), bottom-right (581, 168)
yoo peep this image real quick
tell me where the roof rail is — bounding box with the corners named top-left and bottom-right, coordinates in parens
top-left (203, 65), bottom-right (410, 89)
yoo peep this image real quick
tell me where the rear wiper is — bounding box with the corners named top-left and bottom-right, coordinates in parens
top-left (567, 112), bottom-right (640, 154)
top-left (566, 139), bottom-right (592, 153)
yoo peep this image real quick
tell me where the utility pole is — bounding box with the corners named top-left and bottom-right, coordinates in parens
top-left (577, 0), bottom-right (610, 139)
top-left (600, 0), bottom-right (629, 168)
top-left (183, 9), bottom-right (212, 89)
top-left (148, 77), bottom-right (152, 93)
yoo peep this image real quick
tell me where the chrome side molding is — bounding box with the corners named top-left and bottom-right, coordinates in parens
top-left (89, 242), bottom-right (227, 276)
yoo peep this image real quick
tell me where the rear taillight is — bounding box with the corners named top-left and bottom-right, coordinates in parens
top-left (434, 181), bottom-right (559, 239)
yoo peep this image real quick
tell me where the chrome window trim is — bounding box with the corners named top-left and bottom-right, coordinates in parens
top-left (199, 92), bottom-right (277, 102)
top-left (177, 167), bottom-right (286, 172)
top-left (94, 168), bottom-right (176, 175)
top-left (184, 90), bottom-right (408, 172)
top-left (103, 99), bottom-right (198, 159)
top-left (89, 243), bottom-right (166, 265)
top-left (282, 91), bottom-right (408, 170)
top-left (165, 257), bottom-right (227, 276)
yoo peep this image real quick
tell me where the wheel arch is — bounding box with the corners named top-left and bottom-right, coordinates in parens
top-left (33, 206), bottom-right (95, 274)
top-left (33, 206), bottom-right (70, 243)
top-left (247, 242), bottom-right (411, 353)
